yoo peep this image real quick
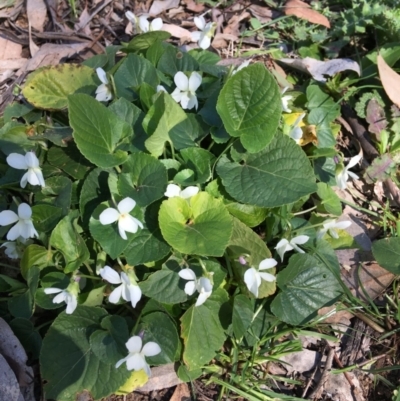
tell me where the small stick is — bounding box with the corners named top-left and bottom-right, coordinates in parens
top-left (308, 347), bottom-right (334, 400)
top-left (302, 364), bottom-right (318, 398)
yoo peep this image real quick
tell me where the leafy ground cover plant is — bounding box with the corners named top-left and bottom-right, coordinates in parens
top-left (1, 27), bottom-right (399, 400)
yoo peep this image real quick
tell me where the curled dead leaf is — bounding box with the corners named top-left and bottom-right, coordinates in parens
top-left (162, 24), bottom-right (192, 40)
top-left (284, 0), bottom-right (330, 28)
top-left (377, 54), bottom-right (400, 108)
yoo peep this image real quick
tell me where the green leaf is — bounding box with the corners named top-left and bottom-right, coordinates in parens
top-left (216, 63), bottom-right (281, 153)
top-left (271, 254), bottom-right (342, 325)
top-left (158, 45), bottom-right (199, 77)
top-left (143, 92), bottom-right (189, 157)
top-left (372, 237), bottom-right (400, 274)
top-left (227, 217), bottom-right (275, 298)
top-left (47, 143), bottom-right (93, 179)
top-left (159, 192), bottom-right (233, 256)
top-left (9, 317), bottom-right (42, 359)
top-left (316, 183), bottom-right (342, 216)
top-left (118, 152), bottom-right (168, 207)
top-left (41, 306), bottom-right (131, 401)
top-left (35, 176), bottom-right (72, 214)
top-left (364, 153), bottom-right (396, 183)
top-left (0, 275), bottom-right (26, 292)
top-left (123, 202), bottom-right (170, 265)
top-left (79, 168), bottom-right (112, 227)
top-left (176, 148), bottom-right (215, 185)
top-left (217, 134), bottom-right (317, 207)
top-left (180, 289), bottom-right (228, 369)
top-left (22, 64), bottom-right (96, 109)
top-left (169, 114), bottom-right (207, 150)
top-left (141, 311), bottom-right (180, 364)
top-left (20, 244), bottom-right (54, 279)
top-left (68, 93), bottom-right (130, 167)
top-left (140, 257), bottom-right (188, 304)
top-left (36, 272), bottom-right (70, 310)
top-left (90, 315), bottom-right (129, 364)
top-left (114, 54), bottom-right (159, 99)
top-left (232, 294), bottom-right (254, 339)
top-left (50, 213), bottom-right (90, 273)
top-left (32, 204), bottom-right (63, 232)
top-left (124, 31), bottom-right (171, 51)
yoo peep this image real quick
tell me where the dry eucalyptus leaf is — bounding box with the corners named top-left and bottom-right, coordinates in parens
top-left (284, 0), bottom-right (330, 28)
top-left (279, 349), bottom-right (321, 374)
top-left (280, 57), bottom-right (360, 82)
top-left (149, 0), bottom-right (180, 16)
top-left (162, 24), bottom-right (192, 40)
top-left (0, 0), bottom-right (22, 18)
top-left (170, 383), bottom-right (191, 401)
top-left (366, 98), bottom-right (387, 136)
top-left (377, 54), bottom-right (400, 108)
top-left (0, 354), bottom-right (22, 401)
top-left (0, 38), bottom-right (22, 60)
top-left (136, 364), bottom-right (182, 392)
top-left (249, 4), bottom-right (273, 23)
top-left (26, 0), bottom-right (47, 32)
top-left (182, 0), bottom-right (205, 13)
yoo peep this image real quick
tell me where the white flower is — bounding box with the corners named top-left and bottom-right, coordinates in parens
top-left (171, 71), bottom-right (202, 110)
top-left (156, 85), bottom-right (167, 93)
top-left (7, 152), bottom-right (45, 188)
top-left (0, 238), bottom-right (32, 259)
top-left (99, 197), bottom-right (143, 240)
top-left (232, 60), bottom-right (251, 75)
top-left (244, 258), bottom-right (277, 298)
top-left (115, 336), bottom-right (161, 376)
top-left (164, 184), bottom-right (199, 199)
top-left (0, 203), bottom-right (38, 241)
top-left (289, 113), bottom-right (305, 144)
top-left (95, 68), bottom-right (112, 102)
top-left (179, 268), bottom-right (213, 306)
top-left (99, 265), bottom-right (142, 308)
top-left (275, 235), bottom-right (310, 262)
top-left (281, 87), bottom-right (292, 113)
top-left (138, 15), bottom-right (163, 33)
top-left (191, 16), bottom-right (216, 49)
top-left (44, 282), bottom-right (79, 314)
top-left (317, 219), bottom-right (352, 240)
top-left (335, 153), bottom-right (362, 189)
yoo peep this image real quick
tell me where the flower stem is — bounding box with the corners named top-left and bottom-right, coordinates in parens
top-left (224, 252), bottom-right (234, 279)
top-left (78, 274), bottom-right (101, 280)
top-left (0, 262), bottom-right (20, 271)
top-left (293, 205), bottom-right (317, 216)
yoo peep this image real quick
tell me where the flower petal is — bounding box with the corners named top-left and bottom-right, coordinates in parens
top-left (26, 169), bottom-right (40, 186)
top-left (197, 277), bottom-right (212, 293)
top-left (99, 208), bottom-right (120, 225)
top-left (275, 239), bottom-right (292, 261)
top-left (18, 203), bottom-right (32, 219)
top-left (174, 71), bottom-right (189, 91)
top-left (25, 152), bottom-right (39, 168)
top-left (129, 285), bottom-right (142, 308)
top-left (179, 268), bottom-right (196, 281)
top-left (164, 184), bottom-right (181, 198)
top-left (142, 341), bottom-right (161, 357)
top-left (6, 153), bottom-right (28, 170)
top-left (65, 293), bottom-right (78, 314)
top-left (244, 267), bottom-right (259, 297)
top-left (126, 336), bottom-right (142, 353)
top-left (138, 16), bottom-right (150, 32)
top-left (186, 94), bottom-right (198, 110)
top-left (150, 18), bottom-right (163, 31)
top-left (334, 220), bottom-right (352, 230)
top-left (115, 356), bottom-right (128, 369)
top-left (184, 281), bottom-right (196, 296)
top-left (188, 72), bottom-right (202, 92)
top-left (195, 291), bottom-right (210, 306)
top-left (180, 92), bottom-right (191, 109)
top-left (108, 285), bottom-right (123, 304)
top-left (118, 197), bottom-right (136, 214)
top-left (44, 287), bottom-right (63, 294)
top-left (0, 210), bottom-right (19, 226)
top-left (290, 235), bottom-right (309, 245)
top-left (99, 266), bottom-right (122, 284)
top-left (171, 88), bottom-right (183, 103)
top-left (259, 258), bottom-right (278, 270)
top-left (191, 31), bottom-right (201, 41)
top-left (96, 68), bottom-right (108, 84)
top-left (194, 16), bottom-right (206, 30)
top-left (119, 214), bottom-right (140, 236)
top-left (126, 353), bottom-right (146, 371)
top-left (20, 172), bottom-right (28, 188)
top-left (143, 362), bottom-right (152, 377)
top-left (53, 291), bottom-right (67, 304)
top-left (198, 34), bottom-right (211, 49)
top-left (259, 272), bottom-right (276, 282)
top-left (7, 224), bottom-right (22, 241)
top-left (125, 11), bottom-right (136, 24)
top-left (347, 153), bottom-right (362, 169)
top-left (180, 186), bottom-right (199, 199)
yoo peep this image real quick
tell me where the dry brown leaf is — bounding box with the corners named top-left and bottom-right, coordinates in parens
top-left (0, 59), bottom-right (27, 70)
top-left (0, 0), bottom-right (22, 18)
top-left (170, 383), bottom-right (191, 401)
top-left (377, 54), bottom-right (400, 108)
top-left (28, 22), bottom-right (40, 57)
top-left (249, 4), bottom-right (273, 23)
top-left (149, 0), bottom-right (180, 16)
top-left (284, 0), bottom-right (330, 28)
top-left (162, 24), bottom-right (192, 40)
top-left (0, 38), bottom-right (22, 60)
top-left (223, 12), bottom-right (250, 36)
top-left (212, 33), bottom-right (238, 49)
top-left (136, 364), bottom-right (183, 392)
top-left (182, 0), bottom-right (205, 13)
top-left (26, 0), bottom-right (47, 32)
top-left (75, 7), bottom-right (92, 35)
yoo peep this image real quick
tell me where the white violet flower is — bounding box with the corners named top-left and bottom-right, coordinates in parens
top-left (335, 153), bottom-right (362, 190)
top-left (95, 68), bottom-right (112, 102)
top-left (179, 268), bottom-right (213, 306)
top-left (191, 16), bottom-right (216, 49)
top-left (275, 235), bottom-right (310, 262)
top-left (44, 281), bottom-right (79, 314)
top-left (156, 85), bottom-right (167, 93)
top-left (0, 203), bottom-right (38, 241)
top-left (1, 238), bottom-right (32, 259)
top-left (115, 335), bottom-right (161, 376)
top-left (281, 87), bottom-right (293, 113)
top-left (138, 15), bottom-right (163, 33)
top-left (289, 113), bottom-right (305, 144)
top-left (171, 71), bottom-right (202, 110)
top-left (232, 60), bottom-right (251, 75)
top-left (99, 197), bottom-right (143, 240)
top-left (7, 152), bottom-right (45, 188)
top-left (317, 219), bottom-right (352, 240)
top-left (164, 184), bottom-right (199, 199)
top-left (244, 258), bottom-right (277, 298)
top-left (99, 265), bottom-right (142, 308)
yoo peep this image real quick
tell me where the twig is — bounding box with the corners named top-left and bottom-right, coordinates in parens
top-left (302, 364), bottom-right (318, 398)
top-left (307, 346), bottom-right (334, 400)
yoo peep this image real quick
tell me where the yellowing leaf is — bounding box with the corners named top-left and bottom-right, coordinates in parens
top-left (115, 369), bottom-right (148, 395)
top-left (282, 112), bottom-right (306, 127)
top-left (299, 125), bottom-right (318, 146)
top-left (377, 54), bottom-right (400, 108)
